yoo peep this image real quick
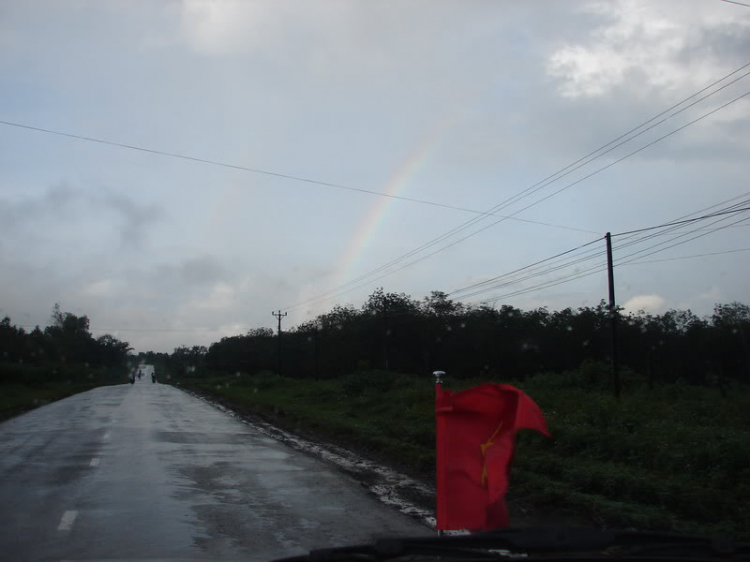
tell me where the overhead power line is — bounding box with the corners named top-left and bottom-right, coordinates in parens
top-left (447, 237), bottom-right (604, 297)
top-left (449, 243), bottom-right (606, 300)
top-left (613, 190), bottom-right (750, 246)
top-left (612, 205), bottom-right (750, 237)
top-left (299, 193), bottom-right (750, 311)
top-left (283, 197), bottom-right (749, 311)
top-left (19, 208), bottom-right (748, 336)
top-left (475, 262), bottom-right (607, 306)
top-left (479, 214), bottom-right (750, 305)
top-left (281, 62), bottom-right (750, 313)
top-left (284, 86), bottom-right (750, 313)
top-left (624, 246), bottom-right (750, 265)
top-left (644, 223), bottom-right (750, 236)
top-left (616, 214), bottom-right (750, 267)
top-left (461, 197), bottom-right (750, 305)
top-left (505, 88), bottom-right (750, 217)
top-left (452, 199), bottom-right (750, 301)
top-left (611, 197), bottom-right (750, 253)
top-left (0, 118), bottom-right (598, 235)
top-left (471, 222), bottom-right (733, 307)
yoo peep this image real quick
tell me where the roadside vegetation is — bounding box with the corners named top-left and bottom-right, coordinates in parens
top-left (0, 305), bottom-right (131, 420)
top-left (9, 292), bottom-right (746, 535)
top-left (154, 289), bottom-right (750, 537)
top-left (173, 365), bottom-right (750, 538)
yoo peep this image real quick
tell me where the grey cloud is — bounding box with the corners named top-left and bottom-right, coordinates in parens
top-left (683, 22), bottom-right (750, 67)
top-left (1, 1), bottom-right (748, 353)
top-left (153, 256), bottom-right (226, 288)
top-left (0, 183), bottom-right (164, 249)
top-left (0, 183), bottom-right (75, 228)
top-left (98, 190), bottom-right (163, 248)
top-left (179, 256), bottom-right (226, 286)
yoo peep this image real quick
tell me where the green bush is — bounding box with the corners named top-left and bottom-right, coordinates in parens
top-left (252, 369), bottom-right (281, 390)
top-left (341, 369), bottom-right (400, 397)
top-left (173, 365), bottom-right (750, 537)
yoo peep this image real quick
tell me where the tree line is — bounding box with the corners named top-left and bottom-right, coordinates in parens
top-left (0, 304), bottom-right (132, 384)
top-left (169, 289), bottom-right (750, 390)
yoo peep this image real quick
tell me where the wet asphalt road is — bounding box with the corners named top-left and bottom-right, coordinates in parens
top-left (0, 379), bottom-right (427, 561)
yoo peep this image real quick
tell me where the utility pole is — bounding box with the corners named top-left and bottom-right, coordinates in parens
top-left (272, 310), bottom-right (287, 376)
top-left (314, 324), bottom-right (320, 380)
top-left (383, 294), bottom-right (390, 370)
top-left (309, 323), bottom-right (320, 380)
top-left (605, 233), bottom-right (621, 399)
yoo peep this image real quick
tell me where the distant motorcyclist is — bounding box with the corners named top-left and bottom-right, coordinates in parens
top-left (151, 371), bottom-right (156, 384)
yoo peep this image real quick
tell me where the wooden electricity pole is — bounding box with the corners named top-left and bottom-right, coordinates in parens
top-left (272, 310), bottom-right (287, 376)
top-left (605, 233), bottom-right (621, 399)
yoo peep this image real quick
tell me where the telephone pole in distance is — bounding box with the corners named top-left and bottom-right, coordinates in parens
top-left (272, 310), bottom-right (288, 376)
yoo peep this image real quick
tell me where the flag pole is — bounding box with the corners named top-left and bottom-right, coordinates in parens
top-left (433, 370), bottom-right (445, 537)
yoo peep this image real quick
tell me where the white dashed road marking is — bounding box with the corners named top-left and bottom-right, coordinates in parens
top-left (89, 458), bottom-right (100, 467)
top-left (57, 510), bottom-right (78, 531)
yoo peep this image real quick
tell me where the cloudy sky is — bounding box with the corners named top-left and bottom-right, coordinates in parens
top-left (1, 0), bottom-right (749, 352)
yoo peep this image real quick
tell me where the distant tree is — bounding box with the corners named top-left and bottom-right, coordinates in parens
top-left (422, 291), bottom-right (463, 319)
top-left (712, 302), bottom-right (750, 383)
top-left (95, 334), bottom-right (132, 367)
top-left (247, 328), bottom-right (274, 338)
top-left (0, 306), bottom-right (131, 384)
top-left (0, 316), bottom-right (26, 363)
top-left (173, 290), bottom-right (750, 389)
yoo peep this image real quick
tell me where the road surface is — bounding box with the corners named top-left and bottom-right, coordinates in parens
top-left (0, 378), bottom-right (427, 561)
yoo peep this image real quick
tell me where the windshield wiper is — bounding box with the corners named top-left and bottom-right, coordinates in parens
top-left (273, 527), bottom-right (750, 562)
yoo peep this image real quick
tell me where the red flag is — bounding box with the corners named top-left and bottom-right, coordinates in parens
top-left (435, 382), bottom-right (549, 531)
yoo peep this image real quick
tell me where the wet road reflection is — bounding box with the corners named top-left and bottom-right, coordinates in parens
top-left (0, 379), bottom-right (427, 561)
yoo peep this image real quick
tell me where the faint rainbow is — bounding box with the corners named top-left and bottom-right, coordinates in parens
top-left (335, 128), bottom-right (448, 287)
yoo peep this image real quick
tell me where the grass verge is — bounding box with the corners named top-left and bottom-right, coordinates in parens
top-left (0, 382), bottom-right (103, 421)
top-left (0, 365), bottom-right (128, 422)
top-left (172, 366), bottom-right (750, 537)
